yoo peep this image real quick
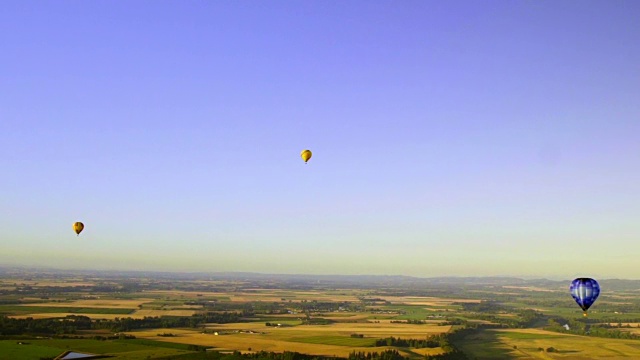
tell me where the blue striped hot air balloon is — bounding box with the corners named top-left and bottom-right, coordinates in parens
top-left (570, 278), bottom-right (600, 316)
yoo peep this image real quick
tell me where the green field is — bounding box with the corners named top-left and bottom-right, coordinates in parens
top-left (383, 305), bottom-right (433, 320)
top-left (39, 338), bottom-right (156, 353)
top-left (498, 332), bottom-right (565, 340)
top-left (118, 338), bottom-right (211, 350)
top-left (0, 339), bottom-right (195, 360)
top-left (456, 329), bottom-right (640, 359)
top-left (0, 341), bottom-right (62, 360)
top-left (289, 335), bottom-right (376, 347)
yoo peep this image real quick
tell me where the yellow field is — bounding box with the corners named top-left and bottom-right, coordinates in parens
top-left (605, 323), bottom-right (640, 327)
top-left (126, 321), bottom-right (450, 356)
top-left (10, 313), bottom-right (128, 320)
top-left (18, 299), bottom-right (153, 308)
top-left (616, 327), bottom-right (640, 335)
top-left (377, 296), bottom-right (481, 306)
top-left (9, 308), bottom-right (196, 320)
top-left (206, 321), bottom-right (450, 336)
top-left (149, 333), bottom-right (373, 356)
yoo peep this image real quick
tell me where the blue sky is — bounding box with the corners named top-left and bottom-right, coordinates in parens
top-left (1, 1), bottom-right (639, 278)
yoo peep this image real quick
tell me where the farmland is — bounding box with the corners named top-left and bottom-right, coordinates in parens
top-left (457, 329), bottom-right (640, 359)
top-left (0, 338), bottom-right (194, 360)
top-left (2, 269), bottom-right (640, 359)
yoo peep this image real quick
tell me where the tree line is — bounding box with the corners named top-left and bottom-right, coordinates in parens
top-left (0, 311), bottom-right (243, 335)
top-left (374, 336), bottom-right (441, 348)
top-left (545, 318), bottom-right (640, 340)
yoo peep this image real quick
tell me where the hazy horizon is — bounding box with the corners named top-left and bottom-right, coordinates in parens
top-left (2, 1), bottom-right (639, 278)
top-left (4, 264), bottom-right (640, 282)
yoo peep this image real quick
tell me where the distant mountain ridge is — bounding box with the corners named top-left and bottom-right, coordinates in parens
top-left (1, 266), bottom-right (639, 290)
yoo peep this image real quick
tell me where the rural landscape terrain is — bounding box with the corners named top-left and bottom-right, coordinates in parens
top-left (3, 2), bottom-right (639, 360)
top-left (2, 268), bottom-right (640, 359)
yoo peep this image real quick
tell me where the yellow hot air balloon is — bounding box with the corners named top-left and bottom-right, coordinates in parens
top-left (73, 222), bottom-right (84, 236)
top-left (301, 149), bottom-right (312, 164)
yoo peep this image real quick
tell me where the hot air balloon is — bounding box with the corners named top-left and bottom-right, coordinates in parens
top-left (301, 149), bottom-right (312, 164)
top-left (570, 278), bottom-right (600, 316)
top-left (73, 222), bottom-right (84, 236)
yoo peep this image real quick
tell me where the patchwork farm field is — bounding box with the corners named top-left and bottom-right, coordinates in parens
top-left (3, 271), bottom-right (640, 359)
top-left (3, 298), bottom-right (198, 319)
top-left (126, 321), bottom-right (451, 357)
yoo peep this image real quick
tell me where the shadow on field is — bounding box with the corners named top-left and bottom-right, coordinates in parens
top-left (453, 330), bottom-right (516, 360)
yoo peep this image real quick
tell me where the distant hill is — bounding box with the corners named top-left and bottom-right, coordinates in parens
top-left (2, 266), bottom-right (640, 291)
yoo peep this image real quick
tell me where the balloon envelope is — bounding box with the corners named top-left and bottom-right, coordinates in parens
top-left (570, 278), bottom-right (600, 312)
top-left (73, 222), bottom-right (84, 236)
top-left (301, 149), bottom-right (312, 163)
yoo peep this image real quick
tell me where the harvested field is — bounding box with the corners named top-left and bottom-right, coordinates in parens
top-left (319, 313), bottom-right (370, 321)
top-left (203, 321), bottom-right (450, 336)
top-left (133, 309), bottom-right (197, 317)
top-left (10, 313), bottom-right (129, 320)
top-left (10, 308), bottom-right (196, 320)
top-left (18, 299), bottom-right (154, 308)
top-left (378, 296), bottom-right (481, 306)
top-left (127, 323), bottom-right (449, 356)
top-left (605, 323), bottom-right (640, 327)
top-left (0, 305), bottom-right (134, 316)
top-left (127, 321), bottom-right (451, 356)
top-left (126, 329), bottom-right (391, 357)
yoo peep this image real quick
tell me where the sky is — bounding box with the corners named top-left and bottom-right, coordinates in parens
top-left (1, 1), bottom-right (639, 279)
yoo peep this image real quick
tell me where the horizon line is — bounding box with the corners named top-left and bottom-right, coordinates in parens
top-left (1, 265), bottom-right (637, 282)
